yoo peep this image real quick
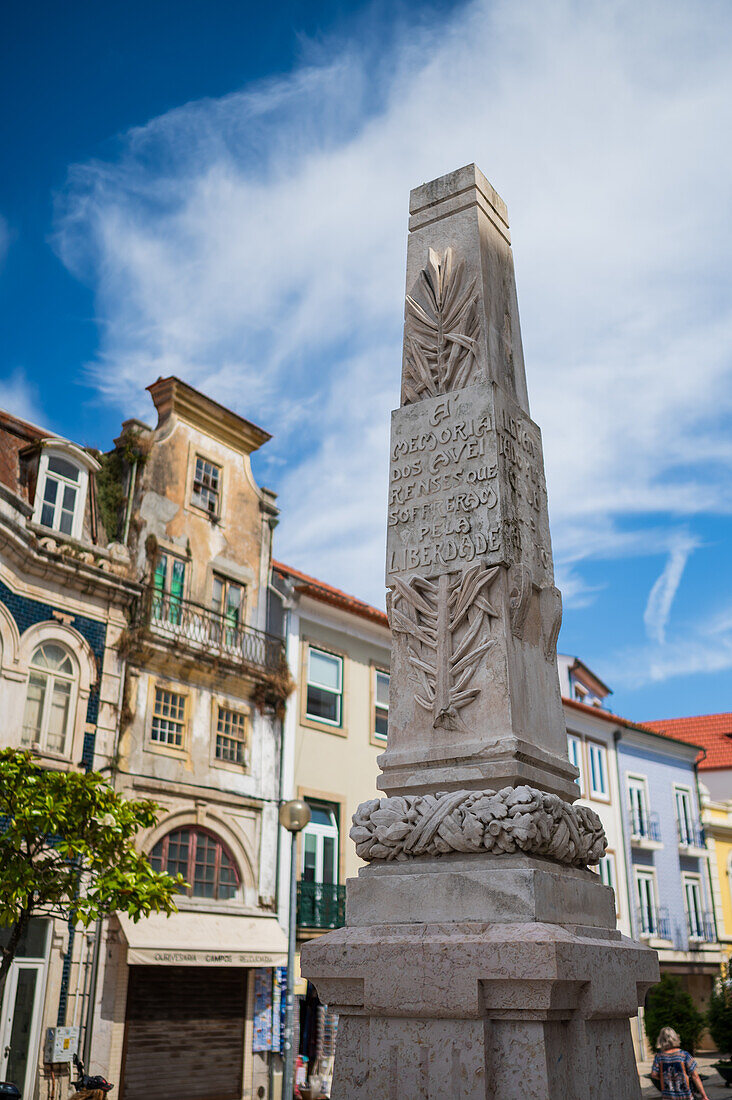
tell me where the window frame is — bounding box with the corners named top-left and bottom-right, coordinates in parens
top-left (302, 643), bottom-right (346, 734)
top-left (628, 774), bottom-right (651, 838)
top-left (211, 701), bottom-right (250, 771)
top-left (371, 665), bottom-right (390, 746)
top-left (150, 827), bottom-right (241, 903)
top-left (635, 868), bottom-right (660, 938)
top-left (212, 574), bottom-right (245, 645)
top-left (190, 453), bottom-right (223, 519)
top-left (300, 801), bottom-right (340, 887)
top-left (586, 737), bottom-right (609, 802)
top-left (567, 732), bottom-right (585, 796)
top-left (682, 872), bottom-right (706, 940)
top-left (32, 448), bottom-right (92, 541)
top-left (674, 785), bottom-right (695, 846)
top-left (21, 642), bottom-right (77, 757)
top-left (597, 849), bottom-right (620, 916)
top-left (148, 682), bottom-right (189, 756)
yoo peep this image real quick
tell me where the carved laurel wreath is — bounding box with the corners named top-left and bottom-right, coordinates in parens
top-left (402, 247), bottom-right (480, 404)
top-left (351, 785), bottom-right (607, 869)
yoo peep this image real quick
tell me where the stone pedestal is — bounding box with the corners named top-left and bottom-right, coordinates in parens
top-left (303, 856), bottom-right (658, 1099)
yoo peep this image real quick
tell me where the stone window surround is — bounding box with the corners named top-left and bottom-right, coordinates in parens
top-left (585, 735), bottom-right (611, 804)
top-left (142, 805), bottom-right (259, 913)
top-left (300, 639), bottom-right (348, 737)
top-left (209, 694), bottom-right (251, 775)
top-left (681, 870), bottom-right (707, 940)
top-left (185, 444), bottom-right (225, 524)
top-left (566, 731), bottom-right (585, 797)
top-left (2, 618), bottom-right (98, 765)
top-left (144, 677), bottom-right (190, 759)
top-left (369, 662), bottom-right (390, 749)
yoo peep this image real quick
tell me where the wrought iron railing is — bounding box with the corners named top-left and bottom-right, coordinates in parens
top-left (678, 820), bottom-right (706, 849)
top-left (139, 587), bottom-right (285, 672)
top-left (297, 881), bottom-right (346, 930)
top-left (629, 808), bottom-right (661, 843)
top-left (636, 906), bottom-right (671, 940)
top-left (687, 911), bottom-right (716, 943)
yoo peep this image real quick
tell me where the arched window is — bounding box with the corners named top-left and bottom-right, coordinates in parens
top-left (22, 642), bottom-right (75, 753)
top-left (150, 828), bottom-right (240, 901)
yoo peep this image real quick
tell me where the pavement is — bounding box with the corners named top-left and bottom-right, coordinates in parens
top-left (638, 1055), bottom-right (732, 1097)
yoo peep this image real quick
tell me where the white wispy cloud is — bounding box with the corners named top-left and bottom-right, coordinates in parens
top-left (643, 532), bottom-right (700, 645)
top-left (0, 369), bottom-right (44, 427)
top-left (609, 601), bottom-right (732, 690)
top-left (53, 0), bottom-right (732, 635)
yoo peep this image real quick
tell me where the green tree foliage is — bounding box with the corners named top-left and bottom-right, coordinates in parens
top-left (707, 964), bottom-right (732, 1056)
top-left (644, 974), bottom-right (705, 1054)
top-left (0, 749), bottom-right (184, 991)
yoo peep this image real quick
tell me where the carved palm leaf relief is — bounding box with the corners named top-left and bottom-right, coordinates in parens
top-left (402, 247), bottom-right (480, 405)
top-left (390, 564), bottom-right (499, 730)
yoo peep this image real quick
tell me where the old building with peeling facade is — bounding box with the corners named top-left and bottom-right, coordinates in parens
top-left (0, 379), bottom-right (292, 1100)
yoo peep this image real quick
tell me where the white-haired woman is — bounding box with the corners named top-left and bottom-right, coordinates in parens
top-left (650, 1027), bottom-right (709, 1100)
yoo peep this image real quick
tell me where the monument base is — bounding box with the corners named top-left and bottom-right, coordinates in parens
top-left (301, 857), bottom-right (659, 1100)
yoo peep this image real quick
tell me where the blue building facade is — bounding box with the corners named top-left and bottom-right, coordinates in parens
top-left (616, 725), bottom-right (722, 1022)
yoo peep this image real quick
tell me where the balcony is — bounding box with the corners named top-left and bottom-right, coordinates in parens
top-left (678, 821), bottom-right (707, 856)
top-left (687, 912), bottom-right (716, 944)
top-left (136, 588), bottom-right (285, 673)
top-left (629, 809), bottom-right (663, 850)
top-left (297, 881), bottom-right (346, 931)
top-left (637, 906), bottom-right (671, 942)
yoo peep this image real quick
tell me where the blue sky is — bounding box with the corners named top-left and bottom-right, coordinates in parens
top-left (1, 0), bottom-right (731, 722)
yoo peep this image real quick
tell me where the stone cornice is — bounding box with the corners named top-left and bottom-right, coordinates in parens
top-left (0, 512), bottom-right (140, 608)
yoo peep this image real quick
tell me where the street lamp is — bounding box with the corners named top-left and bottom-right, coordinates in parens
top-left (280, 798), bottom-right (311, 1099)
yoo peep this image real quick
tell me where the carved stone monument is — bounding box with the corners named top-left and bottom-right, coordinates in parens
top-left (301, 165), bottom-right (658, 1099)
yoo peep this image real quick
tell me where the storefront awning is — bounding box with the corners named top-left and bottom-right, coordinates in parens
top-left (117, 911), bottom-right (287, 967)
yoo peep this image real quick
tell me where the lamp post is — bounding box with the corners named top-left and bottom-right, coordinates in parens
top-left (279, 798), bottom-right (311, 1099)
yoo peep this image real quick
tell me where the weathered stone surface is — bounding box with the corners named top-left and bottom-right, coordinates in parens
top-left (378, 166), bottom-right (573, 802)
top-left (301, 164), bottom-right (658, 1099)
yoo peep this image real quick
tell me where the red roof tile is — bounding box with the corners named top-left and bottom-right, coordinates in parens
top-left (644, 713), bottom-right (732, 770)
top-left (272, 561), bottom-right (389, 629)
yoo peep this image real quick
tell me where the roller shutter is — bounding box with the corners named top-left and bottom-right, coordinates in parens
top-left (121, 966), bottom-right (247, 1100)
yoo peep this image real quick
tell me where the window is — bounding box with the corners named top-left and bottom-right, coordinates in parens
top-left (567, 734), bottom-right (584, 794)
top-left (212, 576), bottom-right (243, 647)
top-left (152, 552), bottom-right (187, 624)
top-left (151, 686), bottom-right (187, 748)
top-left (675, 787), bottom-right (695, 846)
top-left (301, 804), bottom-right (339, 885)
top-left (151, 828), bottom-right (239, 900)
top-left (215, 706), bottom-right (248, 765)
top-left (192, 457), bottom-right (221, 516)
top-left (587, 740), bottom-right (608, 799)
top-left (38, 455), bottom-right (82, 537)
top-left (597, 851), bottom-right (616, 893)
top-left (21, 643), bottom-right (75, 753)
top-left (306, 648), bottom-right (343, 726)
top-left (636, 871), bottom-right (658, 936)
top-left (374, 669), bottom-right (389, 742)
top-left (628, 777), bottom-right (650, 837)
top-left (684, 875), bottom-right (705, 939)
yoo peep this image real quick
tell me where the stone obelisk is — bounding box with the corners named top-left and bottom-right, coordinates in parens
top-left (302, 165), bottom-right (658, 1099)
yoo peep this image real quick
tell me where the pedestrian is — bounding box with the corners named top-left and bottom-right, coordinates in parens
top-left (650, 1027), bottom-right (709, 1100)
